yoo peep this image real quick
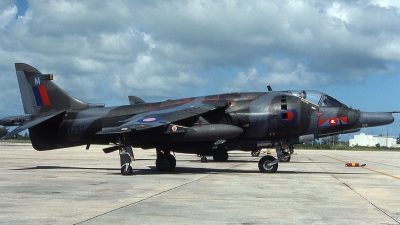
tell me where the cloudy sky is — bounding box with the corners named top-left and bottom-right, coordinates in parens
top-left (1, 0), bottom-right (400, 138)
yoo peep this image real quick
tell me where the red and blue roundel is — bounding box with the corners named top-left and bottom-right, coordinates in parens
top-left (280, 108), bottom-right (298, 125)
top-left (137, 116), bottom-right (162, 123)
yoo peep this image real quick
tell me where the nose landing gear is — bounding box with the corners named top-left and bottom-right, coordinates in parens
top-left (257, 143), bottom-right (294, 173)
top-left (280, 144), bottom-right (294, 162)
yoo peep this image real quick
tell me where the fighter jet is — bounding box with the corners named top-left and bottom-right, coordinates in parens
top-left (0, 63), bottom-right (396, 175)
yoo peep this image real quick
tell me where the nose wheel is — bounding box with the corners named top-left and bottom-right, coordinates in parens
top-left (258, 155), bottom-right (278, 173)
top-left (121, 164), bottom-right (133, 175)
top-left (258, 142), bottom-right (289, 173)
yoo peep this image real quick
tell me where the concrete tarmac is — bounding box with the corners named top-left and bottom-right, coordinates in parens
top-left (0, 145), bottom-right (399, 225)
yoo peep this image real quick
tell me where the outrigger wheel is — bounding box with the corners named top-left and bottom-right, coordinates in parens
top-left (121, 164), bottom-right (133, 175)
top-left (118, 134), bottom-right (134, 175)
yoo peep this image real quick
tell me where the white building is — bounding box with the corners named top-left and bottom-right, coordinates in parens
top-left (349, 133), bottom-right (397, 147)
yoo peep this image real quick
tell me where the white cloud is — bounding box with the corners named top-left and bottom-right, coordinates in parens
top-left (0, 0), bottom-right (400, 115)
top-left (0, 5), bottom-right (17, 29)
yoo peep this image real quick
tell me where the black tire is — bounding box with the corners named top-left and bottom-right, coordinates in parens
top-left (251, 151), bottom-right (260, 157)
top-left (213, 152), bottom-right (229, 161)
top-left (156, 154), bottom-right (176, 171)
top-left (201, 156), bottom-right (208, 163)
top-left (121, 165), bottom-right (133, 175)
top-left (168, 154), bottom-right (176, 170)
top-left (258, 155), bottom-right (278, 173)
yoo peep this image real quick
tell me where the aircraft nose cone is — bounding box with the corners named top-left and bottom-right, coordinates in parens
top-left (359, 112), bottom-right (394, 127)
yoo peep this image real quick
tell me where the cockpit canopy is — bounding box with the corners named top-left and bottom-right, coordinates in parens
top-left (287, 90), bottom-right (347, 108)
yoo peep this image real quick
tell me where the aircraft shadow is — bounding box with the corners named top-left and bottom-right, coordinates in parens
top-left (13, 165), bottom-right (369, 176)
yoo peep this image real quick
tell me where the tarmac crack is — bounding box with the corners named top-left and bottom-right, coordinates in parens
top-left (74, 157), bottom-right (256, 224)
top-left (73, 174), bottom-right (214, 225)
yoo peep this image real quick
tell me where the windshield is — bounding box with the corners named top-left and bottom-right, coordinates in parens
top-left (287, 90), bottom-right (347, 108)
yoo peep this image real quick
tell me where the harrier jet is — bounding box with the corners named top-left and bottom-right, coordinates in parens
top-left (0, 63), bottom-right (396, 174)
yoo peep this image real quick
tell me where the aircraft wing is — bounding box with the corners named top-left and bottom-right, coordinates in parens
top-left (0, 110), bottom-right (66, 140)
top-left (97, 100), bottom-right (227, 134)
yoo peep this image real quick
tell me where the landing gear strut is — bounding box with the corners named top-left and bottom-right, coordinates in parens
top-left (258, 142), bottom-right (286, 173)
top-left (119, 134), bottom-right (134, 175)
top-left (251, 149), bottom-right (261, 157)
top-left (156, 149), bottom-right (176, 172)
top-left (280, 144), bottom-right (294, 162)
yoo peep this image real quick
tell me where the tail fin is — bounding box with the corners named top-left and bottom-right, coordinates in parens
top-left (15, 63), bottom-right (104, 114)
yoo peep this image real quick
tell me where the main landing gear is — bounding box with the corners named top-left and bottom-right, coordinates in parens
top-left (119, 139), bottom-right (177, 174)
top-left (156, 149), bottom-right (176, 172)
top-left (257, 143), bottom-right (293, 173)
top-left (198, 151), bottom-right (229, 163)
top-left (213, 151), bottom-right (229, 162)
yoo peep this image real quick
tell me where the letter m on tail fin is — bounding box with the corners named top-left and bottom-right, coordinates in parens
top-left (15, 63), bottom-right (97, 114)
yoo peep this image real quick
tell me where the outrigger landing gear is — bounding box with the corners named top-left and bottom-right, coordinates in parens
top-left (119, 134), bottom-right (134, 175)
top-left (156, 149), bottom-right (176, 172)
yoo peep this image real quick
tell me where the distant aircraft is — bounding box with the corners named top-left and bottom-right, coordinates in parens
top-left (0, 63), bottom-right (396, 174)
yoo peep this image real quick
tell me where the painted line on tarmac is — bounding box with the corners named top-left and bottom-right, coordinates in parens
top-left (321, 153), bottom-right (400, 224)
top-left (362, 167), bottom-right (400, 181)
top-left (322, 154), bottom-right (400, 181)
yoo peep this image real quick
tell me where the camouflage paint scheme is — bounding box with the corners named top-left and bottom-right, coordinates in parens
top-left (0, 63), bottom-right (395, 174)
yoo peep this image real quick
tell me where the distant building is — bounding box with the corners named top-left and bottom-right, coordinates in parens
top-left (349, 133), bottom-right (397, 148)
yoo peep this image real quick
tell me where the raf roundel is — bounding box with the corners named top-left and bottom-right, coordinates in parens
top-left (279, 108), bottom-right (298, 125)
top-left (138, 116), bottom-right (162, 123)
